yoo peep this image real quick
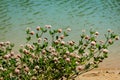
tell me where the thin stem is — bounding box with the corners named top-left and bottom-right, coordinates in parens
top-left (39, 32), bottom-right (44, 38)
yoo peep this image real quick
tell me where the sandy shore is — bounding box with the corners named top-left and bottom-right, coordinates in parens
top-left (75, 68), bottom-right (120, 80)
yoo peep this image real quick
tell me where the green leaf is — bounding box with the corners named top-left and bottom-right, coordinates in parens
top-left (74, 45), bottom-right (79, 49)
top-left (96, 44), bottom-right (101, 50)
top-left (94, 57), bottom-right (99, 61)
top-left (78, 48), bottom-right (84, 54)
top-left (103, 53), bottom-right (108, 58)
top-left (102, 45), bottom-right (107, 49)
top-left (90, 37), bottom-right (95, 41)
top-left (42, 42), bottom-right (48, 48)
top-left (85, 63), bottom-right (91, 69)
top-left (10, 43), bottom-right (14, 47)
top-left (49, 30), bottom-right (54, 35)
top-left (26, 28), bottom-right (30, 34)
top-left (33, 42), bottom-right (38, 46)
top-left (90, 29), bottom-right (95, 35)
top-left (26, 36), bottom-right (31, 41)
top-left (94, 64), bottom-right (98, 68)
top-left (56, 36), bottom-right (59, 39)
top-left (110, 33), bottom-right (116, 39)
top-left (64, 31), bottom-right (69, 37)
top-left (79, 40), bottom-right (83, 45)
top-left (80, 34), bottom-right (85, 38)
top-left (19, 49), bottom-right (23, 53)
top-left (68, 47), bottom-right (74, 52)
top-left (36, 33), bottom-right (39, 38)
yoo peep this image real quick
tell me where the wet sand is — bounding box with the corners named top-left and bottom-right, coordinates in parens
top-left (76, 68), bottom-right (120, 80)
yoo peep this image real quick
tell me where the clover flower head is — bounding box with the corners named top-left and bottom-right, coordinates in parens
top-left (65, 58), bottom-right (70, 62)
top-left (91, 41), bottom-right (96, 46)
top-left (76, 66), bottom-right (83, 71)
top-left (5, 41), bottom-right (10, 45)
top-left (67, 28), bottom-right (71, 31)
top-left (45, 25), bottom-right (52, 29)
top-left (61, 41), bottom-right (65, 45)
top-left (108, 39), bottom-right (113, 44)
top-left (60, 35), bottom-right (64, 39)
top-left (103, 49), bottom-right (109, 53)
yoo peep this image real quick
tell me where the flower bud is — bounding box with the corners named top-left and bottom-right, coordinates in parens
top-left (67, 28), bottom-right (71, 31)
top-left (63, 55), bottom-right (67, 59)
top-left (90, 62), bottom-right (94, 65)
top-left (31, 76), bottom-right (37, 80)
top-left (34, 65), bottom-right (39, 70)
top-left (16, 54), bottom-right (21, 58)
top-left (75, 54), bottom-right (80, 58)
top-left (52, 52), bottom-right (57, 56)
top-left (42, 49), bottom-right (46, 54)
top-left (45, 25), bottom-right (52, 28)
top-left (0, 42), bottom-right (4, 46)
top-left (28, 72), bottom-right (31, 76)
top-left (76, 66), bottom-right (83, 71)
top-left (85, 35), bottom-right (90, 40)
top-left (23, 49), bottom-right (29, 54)
top-left (51, 48), bottom-right (55, 52)
top-left (16, 62), bottom-right (21, 66)
top-left (65, 58), bottom-right (70, 62)
top-left (44, 37), bottom-right (48, 42)
top-left (82, 30), bottom-right (85, 33)
top-left (54, 57), bottom-right (58, 62)
top-left (31, 54), bottom-right (36, 58)
top-left (95, 32), bottom-right (99, 35)
top-left (108, 39), bottom-right (113, 44)
top-left (103, 49), bottom-right (109, 53)
top-left (99, 60), bottom-right (103, 62)
top-left (0, 67), bottom-right (4, 71)
top-left (14, 68), bottom-right (20, 74)
top-left (100, 40), bottom-right (104, 44)
top-left (115, 36), bottom-right (119, 40)
top-left (10, 52), bottom-right (15, 56)
top-left (91, 41), bottom-right (96, 46)
top-left (20, 44), bottom-right (24, 48)
top-left (61, 41), bottom-right (65, 45)
top-left (60, 35), bottom-right (64, 39)
top-left (54, 40), bottom-right (59, 44)
top-left (36, 26), bottom-right (40, 31)
top-left (24, 66), bottom-right (29, 72)
top-left (3, 54), bottom-right (10, 59)
top-left (108, 29), bottom-right (111, 32)
top-left (5, 41), bottom-right (10, 45)
top-left (75, 61), bottom-right (79, 65)
top-left (33, 69), bottom-right (37, 72)
top-left (68, 41), bottom-right (74, 46)
top-left (69, 53), bottom-right (76, 57)
top-left (66, 51), bottom-right (70, 55)
top-left (30, 31), bottom-right (34, 35)
top-left (58, 29), bottom-right (62, 33)
top-left (38, 38), bottom-right (42, 43)
top-left (0, 77), bottom-right (3, 80)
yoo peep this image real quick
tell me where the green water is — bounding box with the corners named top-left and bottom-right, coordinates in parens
top-left (0, 0), bottom-right (120, 57)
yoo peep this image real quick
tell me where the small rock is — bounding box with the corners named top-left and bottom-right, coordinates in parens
top-left (106, 71), bottom-right (109, 73)
top-left (118, 72), bottom-right (120, 75)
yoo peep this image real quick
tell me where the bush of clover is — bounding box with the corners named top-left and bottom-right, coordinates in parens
top-left (0, 25), bottom-right (119, 80)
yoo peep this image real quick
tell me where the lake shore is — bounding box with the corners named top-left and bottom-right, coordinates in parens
top-left (76, 68), bottom-right (120, 80)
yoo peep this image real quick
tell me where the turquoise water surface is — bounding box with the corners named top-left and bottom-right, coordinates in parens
top-left (0, 0), bottom-right (120, 56)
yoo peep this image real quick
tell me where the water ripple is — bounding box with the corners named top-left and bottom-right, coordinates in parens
top-left (0, 0), bottom-right (120, 43)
